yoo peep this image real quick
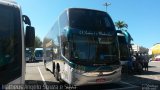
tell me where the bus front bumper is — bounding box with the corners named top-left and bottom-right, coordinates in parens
top-left (71, 68), bottom-right (121, 86)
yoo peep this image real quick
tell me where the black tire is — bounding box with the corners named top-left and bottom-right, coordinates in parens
top-left (54, 67), bottom-right (59, 81)
top-left (54, 67), bottom-right (65, 83)
top-left (44, 61), bottom-right (49, 71)
top-left (58, 72), bottom-right (65, 83)
top-left (52, 63), bottom-right (55, 76)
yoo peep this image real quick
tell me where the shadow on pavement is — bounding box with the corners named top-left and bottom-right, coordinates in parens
top-left (77, 82), bottom-right (139, 90)
top-left (148, 66), bottom-right (157, 68)
top-left (26, 60), bottom-right (43, 63)
top-left (122, 74), bottom-right (160, 90)
top-left (142, 70), bottom-right (160, 75)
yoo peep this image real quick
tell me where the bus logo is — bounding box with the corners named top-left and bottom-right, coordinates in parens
top-left (98, 72), bottom-right (103, 76)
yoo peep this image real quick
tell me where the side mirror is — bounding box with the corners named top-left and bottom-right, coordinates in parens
top-left (25, 26), bottom-right (35, 47)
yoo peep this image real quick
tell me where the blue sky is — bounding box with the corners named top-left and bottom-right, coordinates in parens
top-left (16, 0), bottom-right (160, 48)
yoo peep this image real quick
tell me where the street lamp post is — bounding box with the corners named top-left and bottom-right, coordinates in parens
top-left (103, 2), bottom-right (111, 12)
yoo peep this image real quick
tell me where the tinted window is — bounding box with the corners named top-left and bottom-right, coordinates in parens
top-left (69, 9), bottom-right (115, 31)
top-left (0, 5), bottom-right (22, 84)
top-left (25, 49), bottom-right (32, 57)
top-left (59, 11), bottom-right (68, 31)
top-left (35, 50), bottom-right (43, 57)
top-left (71, 35), bottom-right (119, 65)
top-left (59, 12), bottom-right (70, 60)
top-left (43, 21), bottom-right (60, 61)
top-left (118, 36), bottom-right (130, 61)
top-left (118, 35), bottom-right (127, 44)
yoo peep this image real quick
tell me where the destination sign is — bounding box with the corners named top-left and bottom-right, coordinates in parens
top-left (79, 30), bottom-right (113, 36)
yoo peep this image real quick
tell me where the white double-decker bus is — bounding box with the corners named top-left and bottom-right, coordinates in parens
top-left (43, 8), bottom-right (121, 86)
top-left (0, 0), bottom-right (35, 85)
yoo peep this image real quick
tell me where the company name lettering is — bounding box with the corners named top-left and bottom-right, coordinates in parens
top-left (79, 30), bottom-right (112, 36)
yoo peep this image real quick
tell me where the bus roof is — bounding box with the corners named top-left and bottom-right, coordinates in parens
top-left (67, 8), bottom-right (107, 14)
top-left (0, 0), bottom-right (19, 8)
top-left (60, 8), bottom-right (108, 18)
top-left (0, 0), bottom-right (17, 4)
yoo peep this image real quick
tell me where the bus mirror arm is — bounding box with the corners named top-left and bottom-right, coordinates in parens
top-left (22, 15), bottom-right (31, 26)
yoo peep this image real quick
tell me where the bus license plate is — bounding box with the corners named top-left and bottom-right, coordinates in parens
top-left (96, 78), bottom-right (106, 82)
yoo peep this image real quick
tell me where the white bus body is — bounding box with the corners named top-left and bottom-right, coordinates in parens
top-left (0, 0), bottom-right (35, 86)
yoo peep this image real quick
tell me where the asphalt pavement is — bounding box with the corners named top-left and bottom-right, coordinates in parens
top-left (25, 61), bottom-right (160, 90)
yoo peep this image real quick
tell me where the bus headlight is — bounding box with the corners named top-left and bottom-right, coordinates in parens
top-left (74, 69), bottom-right (85, 74)
top-left (116, 66), bottom-right (122, 71)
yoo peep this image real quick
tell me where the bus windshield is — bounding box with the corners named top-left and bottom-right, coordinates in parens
top-left (70, 35), bottom-right (119, 65)
top-left (0, 5), bottom-right (22, 84)
top-left (35, 50), bottom-right (43, 57)
top-left (69, 9), bottom-right (115, 31)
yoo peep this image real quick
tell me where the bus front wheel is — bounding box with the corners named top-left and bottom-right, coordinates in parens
top-left (44, 61), bottom-right (49, 71)
top-left (54, 65), bottom-right (64, 83)
top-left (55, 67), bottom-right (59, 81)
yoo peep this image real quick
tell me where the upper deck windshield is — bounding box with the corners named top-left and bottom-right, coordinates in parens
top-left (69, 8), bottom-right (115, 32)
top-left (70, 35), bottom-right (119, 65)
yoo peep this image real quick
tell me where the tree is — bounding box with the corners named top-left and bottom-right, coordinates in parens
top-left (28, 36), bottom-right (42, 58)
top-left (115, 21), bottom-right (128, 30)
top-left (35, 36), bottom-right (42, 48)
top-left (139, 46), bottom-right (149, 54)
top-left (115, 20), bottom-right (133, 48)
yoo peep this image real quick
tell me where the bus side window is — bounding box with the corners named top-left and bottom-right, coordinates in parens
top-left (62, 42), bottom-right (65, 56)
top-left (63, 42), bottom-right (69, 59)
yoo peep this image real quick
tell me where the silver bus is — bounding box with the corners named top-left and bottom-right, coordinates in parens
top-left (43, 8), bottom-right (121, 86)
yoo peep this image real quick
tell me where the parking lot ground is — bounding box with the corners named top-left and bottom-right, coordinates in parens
top-left (121, 61), bottom-right (160, 90)
top-left (25, 61), bottom-right (160, 90)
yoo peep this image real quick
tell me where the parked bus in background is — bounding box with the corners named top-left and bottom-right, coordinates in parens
top-left (43, 8), bottom-right (121, 86)
top-left (0, 0), bottom-right (35, 85)
top-left (117, 30), bottom-right (131, 65)
top-left (25, 48), bottom-right (32, 62)
top-left (34, 48), bottom-right (43, 61)
top-left (117, 30), bottom-right (131, 73)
